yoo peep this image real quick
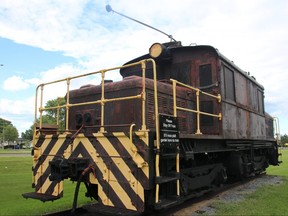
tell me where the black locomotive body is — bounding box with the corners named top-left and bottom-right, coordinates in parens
top-left (23, 42), bottom-right (279, 214)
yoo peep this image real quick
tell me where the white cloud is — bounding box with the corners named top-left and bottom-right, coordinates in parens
top-left (3, 75), bottom-right (30, 91)
top-left (0, 96), bottom-right (34, 115)
top-left (0, 0), bottom-right (287, 134)
top-left (0, 96), bottom-right (35, 134)
top-left (39, 63), bottom-right (81, 82)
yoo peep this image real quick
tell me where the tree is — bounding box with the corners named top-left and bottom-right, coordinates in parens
top-left (43, 97), bottom-right (66, 130)
top-left (0, 118), bottom-right (12, 142)
top-left (21, 124), bottom-right (34, 141)
top-left (23, 97), bottom-right (66, 136)
top-left (281, 134), bottom-right (288, 146)
top-left (3, 125), bottom-right (18, 143)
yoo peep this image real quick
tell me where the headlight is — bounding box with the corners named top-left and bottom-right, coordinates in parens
top-left (149, 43), bottom-right (165, 58)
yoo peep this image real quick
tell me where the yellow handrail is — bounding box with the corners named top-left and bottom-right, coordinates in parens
top-left (273, 117), bottom-right (281, 145)
top-left (170, 79), bottom-right (222, 135)
top-left (34, 59), bottom-right (158, 135)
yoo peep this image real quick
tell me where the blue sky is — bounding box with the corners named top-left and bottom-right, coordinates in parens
top-left (0, 0), bottom-right (288, 136)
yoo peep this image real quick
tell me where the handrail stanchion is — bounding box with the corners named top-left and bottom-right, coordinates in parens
top-left (100, 70), bottom-right (106, 133)
top-left (195, 90), bottom-right (202, 135)
top-left (172, 80), bottom-right (177, 117)
top-left (39, 84), bottom-right (44, 130)
top-left (141, 61), bottom-right (147, 131)
top-left (65, 78), bottom-right (70, 132)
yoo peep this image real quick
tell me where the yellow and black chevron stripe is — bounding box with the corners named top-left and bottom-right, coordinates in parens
top-left (32, 131), bottom-right (149, 212)
top-left (33, 134), bottom-right (70, 197)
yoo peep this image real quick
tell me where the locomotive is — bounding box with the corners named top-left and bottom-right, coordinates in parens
top-left (23, 40), bottom-right (279, 214)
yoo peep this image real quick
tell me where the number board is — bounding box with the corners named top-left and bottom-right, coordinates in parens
top-left (159, 114), bottom-right (179, 146)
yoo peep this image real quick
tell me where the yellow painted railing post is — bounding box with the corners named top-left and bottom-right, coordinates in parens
top-left (195, 90), bottom-right (202, 135)
top-left (65, 78), bottom-right (70, 131)
top-left (100, 70), bottom-right (106, 133)
top-left (171, 79), bottom-right (180, 197)
top-left (39, 84), bottom-right (44, 130)
top-left (172, 80), bottom-right (177, 117)
top-left (141, 61), bottom-right (147, 131)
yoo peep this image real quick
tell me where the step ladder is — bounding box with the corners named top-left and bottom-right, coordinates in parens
top-left (155, 114), bottom-right (181, 209)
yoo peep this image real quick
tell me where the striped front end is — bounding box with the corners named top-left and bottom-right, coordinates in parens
top-left (32, 130), bottom-right (150, 212)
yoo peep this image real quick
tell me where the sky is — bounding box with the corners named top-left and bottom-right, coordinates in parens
top-left (0, 0), bottom-right (287, 136)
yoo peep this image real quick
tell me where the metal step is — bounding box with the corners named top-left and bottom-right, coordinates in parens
top-left (154, 197), bottom-right (182, 210)
top-left (155, 174), bottom-right (179, 184)
top-left (22, 192), bottom-right (61, 202)
top-left (160, 146), bottom-right (179, 158)
top-left (160, 152), bottom-right (178, 158)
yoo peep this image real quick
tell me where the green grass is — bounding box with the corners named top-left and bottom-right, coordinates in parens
top-left (214, 182), bottom-right (288, 215)
top-left (213, 148), bottom-right (288, 216)
top-left (0, 156), bottom-right (94, 215)
top-left (267, 148), bottom-right (288, 177)
top-left (1, 149), bottom-right (287, 215)
top-left (0, 148), bottom-right (31, 154)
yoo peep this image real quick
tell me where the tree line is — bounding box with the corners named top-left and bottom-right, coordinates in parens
top-left (0, 118), bottom-right (19, 144)
top-left (7, 97), bottom-right (288, 147)
top-left (0, 98), bottom-right (65, 148)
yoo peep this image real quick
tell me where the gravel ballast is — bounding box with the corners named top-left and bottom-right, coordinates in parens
top-left (170, 175), bottom-right (283, 216)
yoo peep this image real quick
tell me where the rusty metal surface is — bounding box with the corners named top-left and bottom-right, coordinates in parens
top-left (68, 45), bottom-right (271, 140)
top-left (69, 75), bottom-right (196, 134)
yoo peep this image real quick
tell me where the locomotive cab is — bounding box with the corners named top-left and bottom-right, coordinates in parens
top-left (121, 42), bottom-right (222, 135)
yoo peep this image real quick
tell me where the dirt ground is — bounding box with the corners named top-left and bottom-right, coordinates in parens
top-left (170, 175), bottom-right (283, 216)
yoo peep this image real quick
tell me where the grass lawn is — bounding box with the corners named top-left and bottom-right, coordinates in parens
top-left (0, 156), bottom-right (94, 215)
top-left (214, 148), bottom-right (288, 215)
top-left (0, 149), bottom-right (287, 215)
top-left (0, 148), bottom-right (31, 154)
